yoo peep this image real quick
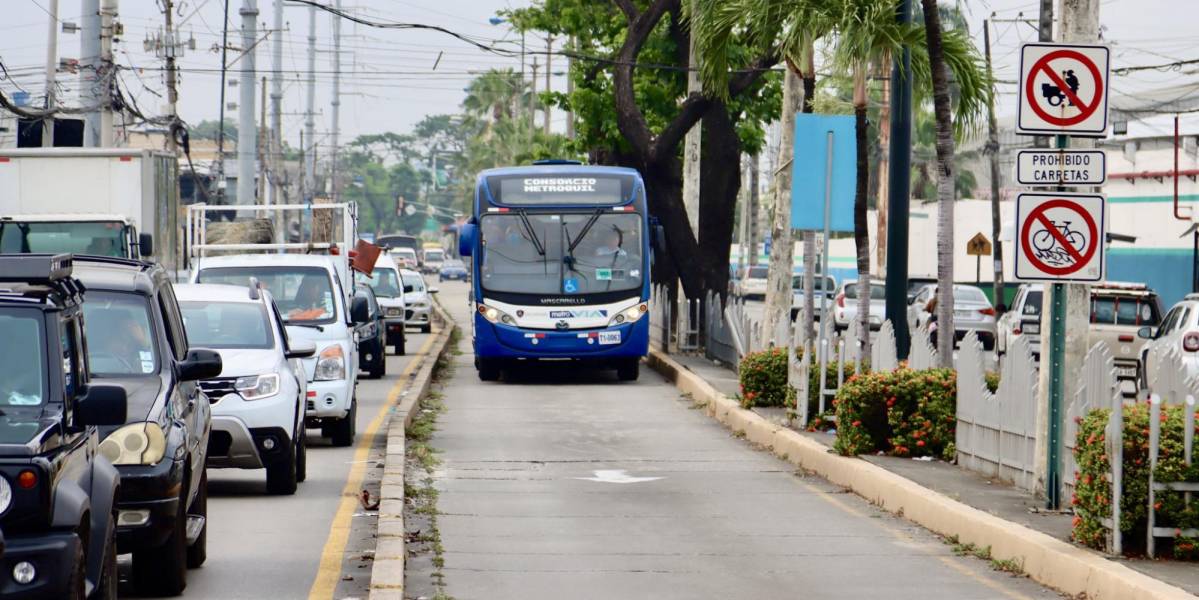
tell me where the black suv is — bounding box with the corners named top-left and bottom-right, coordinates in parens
top-left (72, 256), bottom-right (221, 596)
top-left (355, 283), bottom-right (387, 379)
top-left (0, 254), bottom-right (127, 599)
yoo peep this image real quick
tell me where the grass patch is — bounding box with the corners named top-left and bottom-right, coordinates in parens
top-left (990, 557), bottom-right (1025, 575)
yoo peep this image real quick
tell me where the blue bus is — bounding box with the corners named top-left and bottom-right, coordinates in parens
top-left (457, 162), bottom-right (658, 382)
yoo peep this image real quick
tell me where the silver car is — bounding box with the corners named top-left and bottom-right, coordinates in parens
top-left (791, 274), bottom-right (836, 321)
top-left (907, 284), bottom-right (997, 350)
top-left (400, 268), bottom-right (435, 334)
top-left (832, 279), bottom-right (887, 331)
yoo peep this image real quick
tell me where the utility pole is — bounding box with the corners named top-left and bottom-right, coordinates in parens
top-left (155, 0), bottom-right (186, 153)
top-left (271, 0), bottom-right (285, 235)
top-left (748, 153), bottom-right (760, 266)
top-left (885, 0), bottom-right (914, 358)
top-left (565, 36), bottom-right (575, 139)
top-left (236, 0), bottom-right (258, 206)
top-left (330, 0), bottom-right (342, 202)
top-left (530, 57), bottom-right (538, 137)
top-left (304, 5), bottom-right (316, 201)
top-left (258, 75), bottom-right (267, 206)
top-left (543, 37), bottom-right (552, 135)
top-left (82, 0), bottom-right (100, 147)
top-left (216, 0), bottom-right (231, 203)
top-left (41, 0), bottom-right (59, 147)
top-left (984, 20), bottom-right (1004, 318)
top-left (99, 0), bottom-right (118, 147)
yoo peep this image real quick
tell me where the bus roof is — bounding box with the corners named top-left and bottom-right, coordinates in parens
top-left (476, 164), bottom-right (641, 179)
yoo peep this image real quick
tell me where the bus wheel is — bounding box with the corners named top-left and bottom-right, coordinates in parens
top-left (477, 358), bottom-right (501, 382)
top-left (616, 358), bottom-right (640, 382)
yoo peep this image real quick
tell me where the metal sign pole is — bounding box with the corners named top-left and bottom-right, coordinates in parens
top-left (817, 131), bottom-right (834, 414)
top-left (1045, 132), bottom-right (1069, 509)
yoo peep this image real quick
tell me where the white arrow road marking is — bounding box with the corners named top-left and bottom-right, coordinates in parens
top-left (574, 470), bottom-right (663, 484)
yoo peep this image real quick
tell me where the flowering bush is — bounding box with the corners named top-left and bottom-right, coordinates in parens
top-left (984, 371), bottom-right (1000, 393)
top-left (1073, 402), bottom-right (1199, 559)
top-left (738, 348), bottom-right (792, 408)
top-left (833, 367), bottom-right (956, 460)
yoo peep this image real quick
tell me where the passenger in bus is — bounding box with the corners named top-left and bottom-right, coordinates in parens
top-left (595, 229), bottom-right (627, 259)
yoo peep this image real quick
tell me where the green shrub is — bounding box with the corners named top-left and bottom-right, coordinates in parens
top-left (984, 371), bottom-right (1000, 393)
top-left (833, 368), bottom-right (956, 460)
top-left (1073, 402), bottom-right (1199, 559)
top-left (738, 348), bottom-right (791, 408)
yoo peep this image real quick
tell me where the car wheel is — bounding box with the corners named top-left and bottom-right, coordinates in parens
top-left (296, 428), bottom-right (307, 483)
top-left (330, 397), bottom-right (357, 447)
top-left (266, 435), bottom-right (299, 495)
top-left (367, 343), bottom-right (386, 379)
top-left (420, 323), bottom-right (432, 334)
top-left (477, 358), bottom-right (500, 382)
top-left (66, 534), bottom-right (86, 600)
top-left (394, 330), bottom-right (406, 356)
top-left (132, 478), bottom-right (189, 596)
top-left (186, 470), bottom-right (208, 568)
top-left (95, 513), bottom-right (118, 599)
top-left (616, 358), bottom-right (640, 382)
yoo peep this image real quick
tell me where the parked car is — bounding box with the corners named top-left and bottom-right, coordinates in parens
top-left (356, 253), bottom-right (408, 355)
top-left (907, 276), bottom-right (937, 303)
top-left (832, 279), bottom-right (887, 331)
top-left (996, 284), bottom-right (1044, 358)
top-left (354, 283), bottom-right (387, 379)
top-left (735, 265), bottom-right (769, 299)
top-left (401, 268), bottom-right (436, 333)
top-left (390, 247), bottom-right (419, 270)
top-left (1090, 282), bottom-right (1162, 386)
top-left (1139, 293), bottom-right (1199, 382)
top-left (192, 253), bottom-right (369, 447)
top-left (907, 284), bottom-right (997, 350)
top-left (0, 254), bottom-right (127, 599)
top-left (790, 273), bottom-right (836, 321)
top-left (438, 258), bottom-right (469, 282)
top-left (422, 247), bottom-right (446, 275)
top-left (74, 255), bottom-right (222, 596)
top-left (175, 283), bottom-right (316, 495)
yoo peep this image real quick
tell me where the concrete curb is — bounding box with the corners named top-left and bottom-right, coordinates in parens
top-left (646, 349), bottom-right (1197, 600)
top-left (369, 301), bottom-right (456, 600)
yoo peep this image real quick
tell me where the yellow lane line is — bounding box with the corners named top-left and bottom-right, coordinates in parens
top-left (307, 332), bottom-right (440, 600)
top-left (790, 476), bottom-right (1036, 600)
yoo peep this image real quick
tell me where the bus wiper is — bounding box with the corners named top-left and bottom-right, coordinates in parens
top-left (567, 209), bottom-right (604, 254)
top-left (515, 209), bottom-right (546, 256)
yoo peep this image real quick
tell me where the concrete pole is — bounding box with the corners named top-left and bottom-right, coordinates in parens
top-left (543, 37), bottom-right (552, 135)
top-left (1034, 0), bottom-right (1099, 507)
top-left (237, 0), bottom-right (258, 206)
top-left (530, 57), bottom-right (538, 137)
top-left (81, 0), bottom-right (100, 147)
top-left (682, 0), bottom-right (702, 241)
top-left (303, 5), bottom-right (316, 201)
top-left (259, 75), bottom-right (267, 207)
top-left (762, 67), bottom-right (802, 343)
top-left (164, 0), bottom-right (179, 153)
top-left (329, 0), bottom-right (341, 202)
top-left (99, 0), bottom-right (117, 147)
top-left (748, 152), bottom-right (760, 266)
top-left (42, 0), bottom-right (59, 147)
top-left (984, 21), bottom-right (1005, 317)
top-left (565, 36), bottom-right (574, 139)
top-left (271, 0), bottom-right (284, 233)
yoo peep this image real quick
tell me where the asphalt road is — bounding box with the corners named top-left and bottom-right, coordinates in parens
top-left (420, 283), bottom-right (1058, 600)
top-left (118, 324), bottom-right (433, 599)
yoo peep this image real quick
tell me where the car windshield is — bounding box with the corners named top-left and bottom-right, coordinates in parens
top-left (198, 266), bottom-right (337, 324)
top-left (1091, 295), bottom-right (1161, 326)
top-left (425, 250), bottom-right (445, 261)
top-left (479, 212), bottom-right (643, 295)
top-left (179, 301), bottom-right (274, 349)
top-left (844, 282), bottom-right (886, 300)
top-left (82, 291), bottom-right (159, 376)
top-left (747, 266), bottom-right (768, 279)
top-left (358, 267), bottom-right (402, 298)
top-left (0, 308), bottom-right (46, 406)
top-left (402, 273), bottom-right (426, 293)
top-left (793, 276), bottom-right (833, 292)
top-left (0, 220), bottom-right (127, 257)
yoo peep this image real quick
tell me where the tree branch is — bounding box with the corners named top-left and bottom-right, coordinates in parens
top-left (611, 0), bottom-right (675, 159)
top-left (613, 0), bottom-right (639, 21)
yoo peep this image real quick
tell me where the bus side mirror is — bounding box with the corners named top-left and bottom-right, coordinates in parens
top-left (652, 225), bottom-right (666, 254)
top-left (138, 233), bottom-right (154, 257)
top-left (459, 223), bottom-right (477, 257)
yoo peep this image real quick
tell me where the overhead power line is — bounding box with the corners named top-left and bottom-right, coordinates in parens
top-left (1113, 57), bottom-right (1199, 75)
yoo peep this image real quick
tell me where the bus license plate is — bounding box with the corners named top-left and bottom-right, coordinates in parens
top-left (598, 331), bottom-right (621, 345)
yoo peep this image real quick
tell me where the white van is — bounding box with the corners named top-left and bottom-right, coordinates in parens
top-left (357, 253), bottom-right (408, 354)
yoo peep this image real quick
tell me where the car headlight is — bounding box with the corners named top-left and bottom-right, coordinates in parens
top-left (235, 373), bottom-right (280, 400)
top-left (0, 476), bottom-right (11, 515)
top-left (478, 304), bottom-right (515, 325)
top-left (386, 307), bottom-right (403, 317)
top-left (410, 302), bottom-right (428, 310)
top-left (315, 345), bottom-right (346, 381)
top-left (100, 423), bottom-right (167, 466)
top-left (607, 303), bottom-right (648, 327)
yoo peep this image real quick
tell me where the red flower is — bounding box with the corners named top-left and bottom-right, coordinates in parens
top-left (852, 420), bottom-right (862, 428)
top-left (916, 440), bottom-right (925, 447)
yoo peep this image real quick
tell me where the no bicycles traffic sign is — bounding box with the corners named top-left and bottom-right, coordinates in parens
top-left (1017, 43), bottom-right (1110, 136)
top-left (1014, 192), bottom-right (1106, 282)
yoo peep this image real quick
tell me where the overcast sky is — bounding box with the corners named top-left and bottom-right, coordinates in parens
top-left (1, 0), bottom-right (1195, 149)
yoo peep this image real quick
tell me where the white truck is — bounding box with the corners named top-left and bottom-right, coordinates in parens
top-left (0, 148), bottom-right (180, 270)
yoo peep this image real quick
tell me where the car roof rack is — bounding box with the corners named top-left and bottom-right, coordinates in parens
top-left (0, 253), bottom-right (74, 284)
top-left (71, 254), bottom-right (154, 271)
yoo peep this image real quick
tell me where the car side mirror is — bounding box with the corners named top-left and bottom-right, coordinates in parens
top-left (178, 348), bottom-right (223, 381)
top-left (286, 338), bottom-right (317, 359)
top-left (459, 223), bottom-right (477, 257)
top-left (428, 287), bottom-right (439, 294)
top-left (350, 295), bottom-right (371, 324)
top-left (137, 232), bottom-right (154, 258)
top-left (75, 383), bottom-right (127, 427)
top-left (403, 285), bottom-right (415, 294)
top-left (1137, 325), bottom-right (1155, 340)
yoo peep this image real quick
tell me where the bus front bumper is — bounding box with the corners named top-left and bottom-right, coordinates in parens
top-left (474, 314), bottom-right (649, 360)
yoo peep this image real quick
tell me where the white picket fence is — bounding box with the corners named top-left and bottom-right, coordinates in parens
top-left (1144, 344), bottom-right (1199, 558)
top-left (956, 333), bottom-right (1039, 492)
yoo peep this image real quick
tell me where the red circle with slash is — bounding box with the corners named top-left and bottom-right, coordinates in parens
top-left (1020, 199), bottom-right (1098, 276)
top-left (1025, 49), bottom-right (1104, 127)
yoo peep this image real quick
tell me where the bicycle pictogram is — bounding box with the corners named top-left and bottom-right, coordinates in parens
top-left (1031, 219), bottom-right (1087, 267)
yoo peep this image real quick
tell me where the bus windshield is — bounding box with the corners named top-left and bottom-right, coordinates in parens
top-left (479, 212), bottom-right (643, 295)
top-left (0, 220), bottom-right (127, 257)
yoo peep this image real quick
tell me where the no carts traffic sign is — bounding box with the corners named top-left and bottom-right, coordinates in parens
top-left (1017, 43), bottom-right (1110, 136)
top-left (1014, 192), bottom-right (1106, 282)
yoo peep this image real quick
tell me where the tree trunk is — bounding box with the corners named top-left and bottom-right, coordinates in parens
top-left (763, 67), bottom-right (803, 346)
top-left (922, 0), bottom-right (957, 368)
top-left (875, 55), bottom-right (891, 273)
top-left (697, 102), bottom-right (742, 302)
top-left (800, 53), bottom-right (818, 348)
top-left (853, 69), bottom-right (872, 361)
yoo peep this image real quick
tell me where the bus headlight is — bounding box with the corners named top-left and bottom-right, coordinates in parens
top-left (608, 303), bottom-right (648, 326)
top-left (315, 345), bottom-right (346, 381)
top-left (478, 304), bottom-right (515, 325)
top-left (100, 423), bottom-right (167, 465)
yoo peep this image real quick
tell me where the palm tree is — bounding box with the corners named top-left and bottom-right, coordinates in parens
top-left (462, 69), bottom-right (528, 125)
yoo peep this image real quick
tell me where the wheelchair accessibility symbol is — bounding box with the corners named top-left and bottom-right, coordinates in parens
top-left (564, 278), bottom-right (579, 294)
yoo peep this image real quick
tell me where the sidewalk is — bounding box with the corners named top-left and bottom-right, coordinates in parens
top-left (666, 352), bottom-right (1199, 597)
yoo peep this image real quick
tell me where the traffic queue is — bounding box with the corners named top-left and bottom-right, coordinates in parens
top-left (0, 215), bottom-right (439, 598)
